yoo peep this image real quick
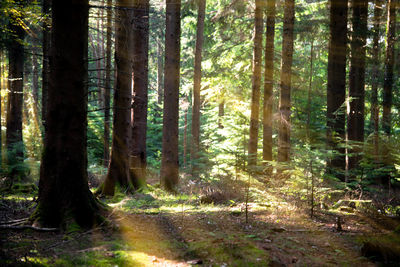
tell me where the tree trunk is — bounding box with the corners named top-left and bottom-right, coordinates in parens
top-left (0, 51), bottom-right (3, 167)
top-left (263, 0), bottom-right (276, 166)
top-left (306, 38), bottom-right (314, 140)
top-left (347, 0), bottom-right (368, 171)
top-left (370, 0), bottom-right (383, 161)
top-left (326, 0), bottom-right (348, 181)
top-left (130, 0), bottom-right (149, 189)
top-left (248, 0), bottom-right (263, 168)
top-left (33, 0), bottom-right (102, 228)
top-left (103, 0), bottom-right (112, 168)
top-left (6, 12), bottom-right (25, 179)
top-left (277, 0), bottom-right (294, 163)
top-left (382, 0), bottom-right (396, 136)
top-left (102, 0), bottom-right (133, 195)
top-left (191, 0), bottom-right (206, 176)
top-left (157, 40), bottom-right (164, 106)
top-left (42, 0), bottom-right (51, 129)
top-left (160, 0), bottom-right (181, 192)
top-left (218, 100), bottom-right (224, 129)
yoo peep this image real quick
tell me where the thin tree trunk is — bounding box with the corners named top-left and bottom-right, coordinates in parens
top-left (160, 0), bottom-right (181, 192)
top-left (103, 0), bottom-right (112, 168)
top-left (34, 0), bottom-right (102, 228)
top-left (42, 0), bottom-right (50, 129)
top-left (130, 0), bottom-right (149, 189)
top-left (263, 0), bottom-right (275, 167)
top-left (183, 105), bottom-right (188, 167)
top-left (326, 0), bottom-right (348, 181)
top-left (248, 0), bottom-right (263, 167)
top-left (306, 38), bottom-right (314, 140)
top-left (218, 100), bottom-right (224, 129)
top-left (0, 51), bottom-right (3, 166)
top-left (370, 0), bottom-right (383, 162)
top-left (191, 0), bottom-right (206, 176)
top-left (277, 0), bottom-right (295, 163)
top-left (347, 0), bottom-right (368, 171)
top-left (102, 0), bottom-right (133, 195)
top-left (6, 12), bottom-right (25, 179)
top-left (382, 0), bottom-right (396, 136)
top-left (157, 40), bottom-right (164, 106)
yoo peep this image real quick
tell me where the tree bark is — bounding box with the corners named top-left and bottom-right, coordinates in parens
top-left (370, 0), bottom-right (383, 161)
top-left (0, 51), bottom-right (3, 167)
top-left (130, 0), bottom-right (149, 189)
top-left (6, 10), bottom-right (25, 179)
top-left (34, 0), bottom-right (101, 228)
top-left (42, 0), bottom-right (51, 129)
top-left (103, 0), bottom-right (112, 168)
top-left (191, 0), bottom-right (206, 176)
top-left (157, 39), bottom-right (164, 106)
top-left (382, 0), bottom-right (397, 136)
top-left (248, 0), bottom-right (263, 168)
top-left (277, 0), bottom-right (294, 163)
top-left (326, 0), bottom-right (348, 181)
top-left (263, 0), bottom-right (275, 166)
top-left (160, 0), bottom-right (181, 192)
top-left (102, 0), bottom-right (133, 195)
top-left (218, 100), bottom-right (224, 129)
top-left (347, 0), bottom-right (368, 171)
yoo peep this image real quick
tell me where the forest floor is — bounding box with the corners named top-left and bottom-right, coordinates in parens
top-left (1, 174), bottom-right (400, 266)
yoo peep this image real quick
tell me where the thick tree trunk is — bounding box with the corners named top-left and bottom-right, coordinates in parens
top-left (6, 14), bottom-right (25, 179)
top-left (102, 0), bottom-right (133, 195)
top-left (347, 0), bottom-right (368, 171)
top-left (160, 0), bottom-right (181, 192)
top-left (103, 0), bottom-right (112, 168)
top-left (42, 0), bottom-right (51, 129)
top-left (130, 0), bottom-right (149, 189)
top-left (382, 0), bottom-right (396, 136)
top-left (263, 0), bottom-right (276, 166)
top-left (34, 0), bottom-right (101, 228)
top-left (326, 0), bottom-right (348, 181)
top-left (248, 0), bottom-right (263, 168)
top-left (191, 0), bottom-right (206, 176)
top-left (370, 0), bottom-right (383, 161)
top-left (277, 0), bottom-right (294, 163)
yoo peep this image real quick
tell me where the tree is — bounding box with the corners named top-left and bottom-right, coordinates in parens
top-left (6, 1), bottom-right (25, 179)
top-left (277, 0), bottom-right (294, 163)
top-left (262, 0), bottom-right (276, 169)
top-left (160, 0), bottom-right (181, 192)
top-left (326, 0), bottom-right (348, 181)
top-left (382, 0), bottom-right (397, 136)
top-left (102, 0), bottom-right (133, 195)
top-left (33, 0), bottom-right (102, 228)
top-left (191, 0), bottom-right (206, 176)
top-left (41, 0), bottom-right (50, 128)
top-left (103, 0), bottom-right (112, 168)
top-left (347, 0), bottom-right (368, 171)
top-left (370, 0), bottom-right (383, 161)
top-left (248, 0), bottom-right (263, 167)
top-left (130, 0), bottom-right (149, 189)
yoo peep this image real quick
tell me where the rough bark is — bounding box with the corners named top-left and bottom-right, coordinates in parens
top-left (326, 0), bottom-right (348, 181)
top-left (102, 0), bottom-right (133, 195)
top-left (191, 0), bottom-right (206, 176)
top-left (130, 0), bottom-right (149, 189)
top-left (370, 0), bottom-right (383, 161)
top-left (347, 0), bottom-right (368, 171)
top-left (248, 0), bottom-right (263, 168)
top-left (6, 12), bottom-right (25, 179)
top-left (277, 0), bottom-right (294, 163)
top-left (263, 0), bottom-right (276, 165)
top-left (103, 0), bottom-right (112, 168)
top-left (382, 0), bottom-right (397, 136)
top-left (34, 0), bottom-right (101, 228)
top-left (160, 0), bottom-right (181, 192)
top-left (42, 0), bottom-right (51, 129)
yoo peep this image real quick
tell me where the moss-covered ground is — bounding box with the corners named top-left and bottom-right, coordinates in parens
top-left (1, 176), bottom-right (400, 266)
